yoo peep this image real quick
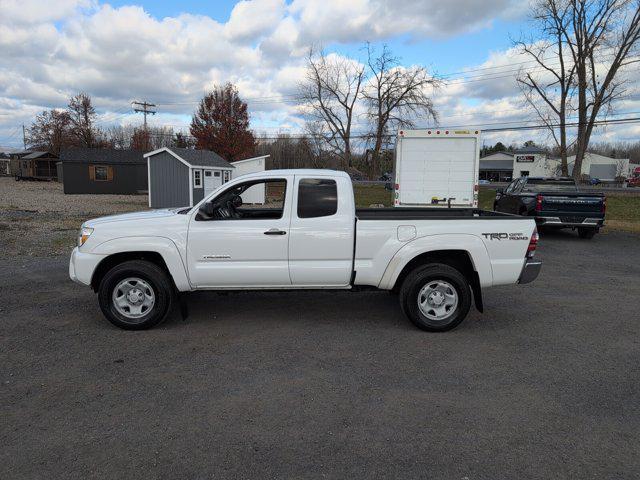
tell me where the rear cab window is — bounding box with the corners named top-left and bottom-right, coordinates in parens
top-left (297, 178), bottom-right (338, 218)
top-left (523, 179), bottom-right (577, 192)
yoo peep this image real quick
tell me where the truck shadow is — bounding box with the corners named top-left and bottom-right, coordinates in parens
top-left (168, 290), bottom-right (415, 331)
top-left (538, 228), bottom-right (594, 241)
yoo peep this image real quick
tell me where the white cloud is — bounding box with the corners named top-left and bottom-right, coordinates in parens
top-left (0, 0), bottom-right (638, 149)
top-left (0, 0), bottom-right (94, 25)
top-left (288, 0), bottom-right (522, 43)
top-left (224, 0), bottom-right (286, 42)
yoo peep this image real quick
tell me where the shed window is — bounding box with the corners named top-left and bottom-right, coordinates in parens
top-left (194, 170), bottom-right (202, 188)
top-left (89, 165), bottom-right (113, 182)
top-left (214, 171), bottom-right (220, 177)
top-left (297, 178), bottom-right (338, 218)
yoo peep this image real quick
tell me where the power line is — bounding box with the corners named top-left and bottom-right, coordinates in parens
top-left (132, 100), bottom-right (156, 129)
top-left (129, 115), bottom-right (640, 142)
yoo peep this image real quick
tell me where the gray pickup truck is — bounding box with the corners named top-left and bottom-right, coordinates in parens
top-left (494, 177), bottom-right (605, 239)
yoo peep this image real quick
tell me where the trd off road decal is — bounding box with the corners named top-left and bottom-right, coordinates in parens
top-left (482, 232), bottom-right (529, 241)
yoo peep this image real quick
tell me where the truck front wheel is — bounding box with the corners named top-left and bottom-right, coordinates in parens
top-left (399, 264), bottom-right (472, 332)
top-left (97, 260), bottom-right (174, 330)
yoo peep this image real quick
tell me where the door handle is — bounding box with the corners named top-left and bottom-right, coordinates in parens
top-left (264, 228), bottom-right (287, 235)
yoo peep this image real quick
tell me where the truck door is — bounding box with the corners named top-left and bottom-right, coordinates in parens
top-left (186, 176), bottom-right (292, 287)
top-left (288, 175), bottom-right (355, 286)
top-left (495, 179), bottom-right (519, 212)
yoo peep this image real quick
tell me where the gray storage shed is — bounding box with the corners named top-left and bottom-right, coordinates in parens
top-left (144, 147), bottom-right (234, 208)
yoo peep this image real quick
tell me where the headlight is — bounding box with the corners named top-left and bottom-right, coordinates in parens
top-left (78, 227), bottom-right (94, 247)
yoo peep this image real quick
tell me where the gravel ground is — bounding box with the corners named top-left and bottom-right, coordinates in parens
top-left (0, 177), bottom-right (148, 214)
top-left (1, 229), bottom-right (639, 479)
top-left (0, 178), bottom-right (148, 256)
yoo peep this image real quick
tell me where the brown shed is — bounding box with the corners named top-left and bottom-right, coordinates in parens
top-left (13, 151), bottom-right (59, 180)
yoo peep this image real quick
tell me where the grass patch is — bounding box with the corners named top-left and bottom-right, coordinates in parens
top-left (479, 186), bottom-right (640, 233)
top-left (478, 188), bottom-right (496, 210)
top-left (353, 184), bottom-right (392, 207)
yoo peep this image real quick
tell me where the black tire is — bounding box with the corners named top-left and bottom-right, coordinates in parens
top-left (399, 263), bottom-right (472, 332)
top-left (578, 228), bottom-right (597, 239)
top-left (97, 260), bottom-right (174, 330)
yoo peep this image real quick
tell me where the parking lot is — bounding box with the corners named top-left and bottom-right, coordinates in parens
top-left (2, 216), bottom-right (639, 478)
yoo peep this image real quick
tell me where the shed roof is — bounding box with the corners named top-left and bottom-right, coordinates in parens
top-left (479, 159), bottom-right (514, 171)
top-left (60, 148), bottom-right (144, 164)
top-left (144, 147), bottom-right (233, 169)
top-left (480, 151), bottom-right (513, 160)
top-left (23, 151), bottom-right (58, 159)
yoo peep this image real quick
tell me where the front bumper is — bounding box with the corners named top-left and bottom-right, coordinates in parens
top-left (535, 216), bottom-right (604, 228)
top-left (518, 259), bottom-right (542, 284)
top-left (69, 247), bottom-right (105, 286)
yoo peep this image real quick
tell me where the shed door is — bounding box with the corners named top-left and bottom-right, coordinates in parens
top-left (203, 170), bottom-right (222, 196)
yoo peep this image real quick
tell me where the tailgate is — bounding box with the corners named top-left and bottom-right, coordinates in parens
top-left (539, 193), bottom-right (604, 215)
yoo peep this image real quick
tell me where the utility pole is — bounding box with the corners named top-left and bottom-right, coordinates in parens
top-left (132, 101), bottom-right (156, 129)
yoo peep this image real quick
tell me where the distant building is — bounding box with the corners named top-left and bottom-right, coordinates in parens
top-left (0, 152), bottom-right (9, 176)
top-left (479, 148), bottom-right (555, 182)
top-left (13, 151), bottom-right (59, 180)
top-left (479, 151), bottom-right (514, 182)
top-left (566, 153), bottom-right (629, 181)
top-left (60, 148), bottom-right (147, 194)
top-left (480, 148), bottom-right (627, 182)
top-left (511, 146), bottom-right (557, 178)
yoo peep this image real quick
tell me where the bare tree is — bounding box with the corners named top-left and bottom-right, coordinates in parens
top-left (255, 134), bottom-right (325, 170)
top-left (519, 0), bottom-right (640, 179)
top-left (569, 0), bottom-right (640, 180)
top-left (517, 0), bottom-right (577, 175)
top-left (298, 47), bottom-right (366, 168)
top-left (26, 109), bottom-right (72, 155)
top-left (68, 92), bottom-right (98, 147)
top-left (615, 157), bottom-right (628, 178)
top-left (362, 44), bottom-right (440, 177)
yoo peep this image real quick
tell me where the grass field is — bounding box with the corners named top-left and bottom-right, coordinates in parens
top-left (478, 187), bottom-right (640, 233)
top-left (353, 183), bottom-right (640, 233)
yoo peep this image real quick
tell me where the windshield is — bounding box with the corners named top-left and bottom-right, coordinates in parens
top-left (523, 179), bottom-right (577, 192)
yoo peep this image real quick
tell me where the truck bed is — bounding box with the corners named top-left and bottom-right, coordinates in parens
top-left (356, 208), bottom-right (519, 220)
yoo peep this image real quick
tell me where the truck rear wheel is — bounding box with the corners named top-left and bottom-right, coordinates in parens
top-left (97, 260), bottom-right (174, 330)
top-left (400, 264), bottom-right (472, 332)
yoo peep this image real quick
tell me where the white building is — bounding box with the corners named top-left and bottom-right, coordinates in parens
top-left (511, 146), bottom-right (558, 178)
top-left (566, 153), bottom-right (629, 181)
top-left (480, 147), bottom-right (557, 181)
top-left (230, 154), bottom-right (269, 204)
top-left (481, 148), bottom-right (629, 181)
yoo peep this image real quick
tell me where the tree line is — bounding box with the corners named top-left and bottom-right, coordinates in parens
top-left (24, 85), bottom-right (257, 162)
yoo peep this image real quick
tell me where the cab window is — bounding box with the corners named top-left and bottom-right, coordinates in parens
top-left (297, 178), bottom-right (338, 218)
top-left (197, 179), bottom-right (286, 221)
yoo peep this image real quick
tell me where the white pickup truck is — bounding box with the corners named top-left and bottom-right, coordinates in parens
top-left (69, 169), bottom-right (541, 331)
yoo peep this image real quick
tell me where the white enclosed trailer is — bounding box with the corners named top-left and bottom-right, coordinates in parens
top-left (393, 129), bottom-right (481, 208)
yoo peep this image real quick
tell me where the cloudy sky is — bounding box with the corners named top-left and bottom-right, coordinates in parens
top-left (1, 0), bottom-right (639, 151)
